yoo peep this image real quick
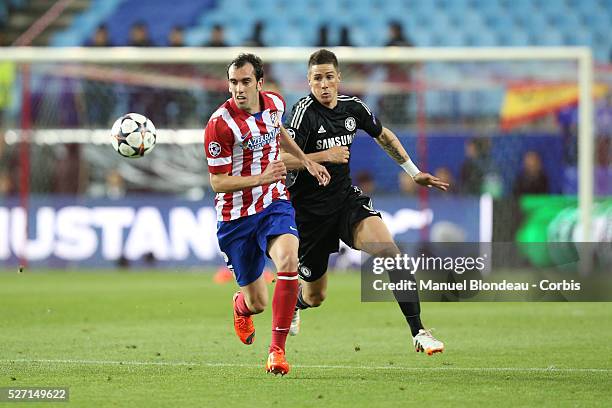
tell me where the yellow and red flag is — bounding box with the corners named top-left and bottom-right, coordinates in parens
top-left (500, 82), bottom-right (608, 130)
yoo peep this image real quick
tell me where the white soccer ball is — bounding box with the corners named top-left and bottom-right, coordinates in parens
top-left (110, 113), bottom-right (156, 158)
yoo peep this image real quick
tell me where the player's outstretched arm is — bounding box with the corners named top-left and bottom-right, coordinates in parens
top-left (278, 126), bottom-right (330, 186)
top-left (375, 127), bottom-right (449, 191)
top-left (210, 160), bottom-right (287, 193)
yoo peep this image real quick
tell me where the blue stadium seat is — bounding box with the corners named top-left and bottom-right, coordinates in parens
top-left (50, 0), bottom-right (124, 46)
top-left (465, 30), bottom-right (497, 47)
top-left (547, 7), bottom-right (581, 30)
top-left (436, 31), bottom-right (467, 47)
top-left (261, 20), bottom-right (305, 46)
top-left (409, 0), bottom-right (437, 17)
top-left (501, 30), bottom-right (531, 46)
top-left (513, 8), bottom-right (548, 30)
top-left (530, 29), bottom-right (564, 46)
top-left (563, 31), bottom-right (593, 46)
top-left (410, 31), bottom-right (434, 47)
top-left (580, 8), bottom-right (610, 30)
top-left (103, 0), bottom-right (214, 46)
top-left (378, 0), bottom-right (404, 19)
top-left (184, 26), bottom-right (209, 47)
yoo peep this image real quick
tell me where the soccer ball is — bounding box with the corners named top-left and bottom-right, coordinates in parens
top-left (110, 113), bottom-right (156, 158)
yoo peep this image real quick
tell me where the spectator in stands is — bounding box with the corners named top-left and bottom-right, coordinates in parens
top-left (206, 24), bottom-right (227, 47)
top-left (316, 25), bottom-right (329, 47)
top-left (433, 167), bottom-right (455, 194)
top-left (105, 169), bottom-right (126, 199)
top-left (88, 24), bottom-right (113, 47)
top-left (244, 21), bottom-right (265, 47)
top-left (163, 25), bottom-right (198, 126)
top-left (0, 132), bottom-right (15, 196)
top-left (512, 150), bottom-right (549, 196)
top-left (459, 139), bottom-right (484, 194)
top-left (202, 25), bottom-right (229, 120)
top-left (127, 22), bottom-right (165, 123)
top-left (85, 24), bottom-right (116, 126)
top-left (385, 21), bottom-right (413, 47)
top-left (380, 21), bottom-right (414, 124)
top-left (54, 144), bottom-right (87, 194)
top-left (0, 170), bottom-right (11, 196)
top-left (129, 21), bottom-right (153, 47)
top-left (159, 25), bottom-right (198, 126)
top-left (167, 25), bottom-right (185, 47)
top-left (338, 26), bottom-right (352, 47)
top-left (89, 168), bottom-right (126, 199)
top-left (355, 170), bottom-right (376, 195)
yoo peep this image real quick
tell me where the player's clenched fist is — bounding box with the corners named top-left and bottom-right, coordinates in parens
top-left (260, 160), bottom-right (287, 184)
top-left (325, 146), bottom-right (350, 164)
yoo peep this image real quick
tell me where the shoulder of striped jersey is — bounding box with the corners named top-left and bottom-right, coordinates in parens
top-left (204, 112), bottom-right (232, 141)
top-left (262, 91), bottom-right (286, 111)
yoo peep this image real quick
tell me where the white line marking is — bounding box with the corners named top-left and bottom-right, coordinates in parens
top-left (1, 359), bottom-right (610, 373)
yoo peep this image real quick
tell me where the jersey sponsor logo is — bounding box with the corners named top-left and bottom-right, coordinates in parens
top-left (299, 264), bottom-right (312, 278)
top-left (208, 141), bottom-right (222, 157)
top-left (315, 133), bottom-right (355, 150)
top-left (345, 116), bottom-right (356, 131)
top-left (240, 127), bottom-right (280, 151)
top-left (317, 125), bottom-right (326, 134)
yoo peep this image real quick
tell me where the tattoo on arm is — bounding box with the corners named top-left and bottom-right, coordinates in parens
top-left (376, 130), bottom-right (409, 164)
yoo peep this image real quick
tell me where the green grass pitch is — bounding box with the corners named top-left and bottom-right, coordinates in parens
top-left (1, 270), bottom-right (610, 407)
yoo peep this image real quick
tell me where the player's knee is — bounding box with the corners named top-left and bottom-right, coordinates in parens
top-left (273, 251), bottom-right (298, 272)
top-left (304, 290), bottom-right (326, 307)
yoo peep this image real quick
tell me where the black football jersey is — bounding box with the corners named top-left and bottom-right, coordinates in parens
top-left (284, 94), bottom-right (383, 216)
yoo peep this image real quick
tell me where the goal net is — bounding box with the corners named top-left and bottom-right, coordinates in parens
top-left (0, 47), bottom-right (608, 268)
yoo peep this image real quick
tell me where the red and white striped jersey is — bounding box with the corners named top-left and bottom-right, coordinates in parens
top-left (204, 91), bottom-right (289, 222)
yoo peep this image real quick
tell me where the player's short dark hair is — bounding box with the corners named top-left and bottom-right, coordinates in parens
top-left (308, 49), bottom-right (339, 70)
top-left (227, 53), bottom-right (264, 81)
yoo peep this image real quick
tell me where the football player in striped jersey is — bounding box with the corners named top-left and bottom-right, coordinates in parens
top-left (204, 53), bottom-right (329, 375)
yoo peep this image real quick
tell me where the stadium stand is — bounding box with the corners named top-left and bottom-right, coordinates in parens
top-left (43, 0), bottom-right (611, 61)
top-left (3, 0), bottom-right (609, 198)
top-left (41, 0), bottom-right (612, 120)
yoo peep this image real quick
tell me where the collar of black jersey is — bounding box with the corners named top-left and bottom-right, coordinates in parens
top-left (309, 93), bottom-right (340, 110)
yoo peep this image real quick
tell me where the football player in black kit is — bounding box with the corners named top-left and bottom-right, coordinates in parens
top-left (281, 49), bottom-right (450, 355)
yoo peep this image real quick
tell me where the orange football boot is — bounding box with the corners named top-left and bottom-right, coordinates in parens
top-left (232, 292), bottom-right (255, 345)
top-left (266, 346), bottom-right (290, 376)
